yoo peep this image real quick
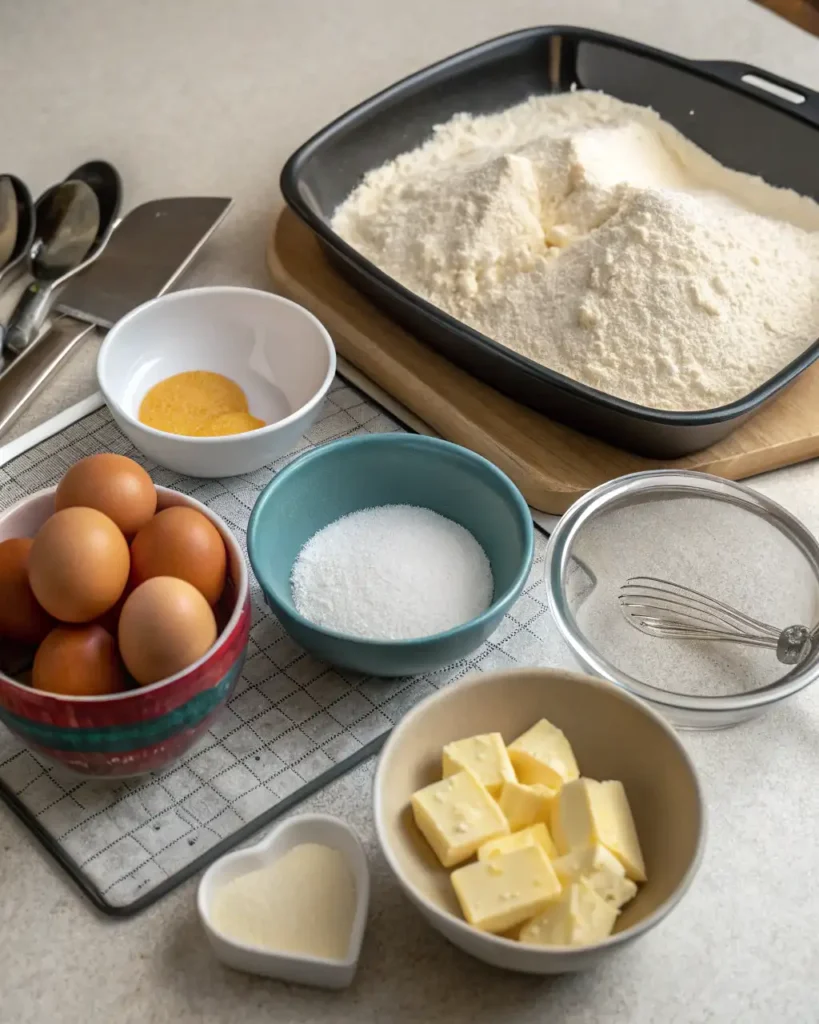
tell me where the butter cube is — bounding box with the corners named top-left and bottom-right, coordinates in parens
top-left (519, 882), bottom-right (618, 947)
top-left (552, 844), bottom-right (638, 909)
top-left (442, 733), bottom-right (516, 796)
top-left (451, 844), bottom-right (562, 934)
top-left (411, 770), bottom-right (509, 868)
top-left (478, 822), bottom-right (557, 862)
top-left (508, 718), bottom-right (579, 789)
top-left (551, 779), bottom-right (646, 882)
top-left (498, 779), bottom-right (557, 831)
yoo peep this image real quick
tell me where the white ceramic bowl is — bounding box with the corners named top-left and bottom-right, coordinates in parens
top-left (374, 668), bottom-right (705, 974)
top-left (198, 814), bottom-right (370, 989)
top-left (97, 286), bottom-right (336, 477)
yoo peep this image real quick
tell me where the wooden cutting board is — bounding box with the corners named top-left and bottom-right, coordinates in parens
top-left (267, 208), bottom-right (819, 513)
top-left (753, 0), bottom-right (819, 37)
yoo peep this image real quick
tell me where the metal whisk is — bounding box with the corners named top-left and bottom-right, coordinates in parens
top-left (618, 576), bottom-right (817, 666)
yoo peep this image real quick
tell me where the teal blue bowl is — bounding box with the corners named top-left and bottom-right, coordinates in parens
top-left (247, 435), bottom-right (534, 677)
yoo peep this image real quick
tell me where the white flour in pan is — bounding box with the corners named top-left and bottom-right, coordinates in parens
top-left (332, 91), bottom-right (819, 411)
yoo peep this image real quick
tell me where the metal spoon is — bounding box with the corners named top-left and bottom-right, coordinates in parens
top-left (1, 180), bottom-right (99, 356)
top-left (32, 180), bottom-right (100, 275)
top-left (0, 177), bottom-right (17, 269)
top-left (69, 160), bottom-right (121, 251)
top-left (0, 175), bottom-right (34, 291)
top-left (2, 160), bottom-right (121, 357)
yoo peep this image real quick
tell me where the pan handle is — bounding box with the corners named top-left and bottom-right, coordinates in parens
top-left (693, 60), bottom-right (819, 128)
top-left (0, 319), bottom-right (95, 438)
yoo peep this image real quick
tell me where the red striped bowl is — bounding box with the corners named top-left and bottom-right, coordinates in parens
top-left (0, 486), bottom-right (250, 777)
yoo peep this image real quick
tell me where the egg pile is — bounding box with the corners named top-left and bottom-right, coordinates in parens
top-left (0, 454), bottom-right (229, 697)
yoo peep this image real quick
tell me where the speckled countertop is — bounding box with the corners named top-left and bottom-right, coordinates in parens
top-left (1, 1), bottom-right (819, 1021)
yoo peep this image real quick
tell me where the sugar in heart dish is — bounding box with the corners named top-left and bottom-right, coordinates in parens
top-left (197, 814), bottom-right (370, 989)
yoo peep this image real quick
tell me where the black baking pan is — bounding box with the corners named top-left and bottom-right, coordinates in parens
top-left (281, 27), bottom-right (819, 458)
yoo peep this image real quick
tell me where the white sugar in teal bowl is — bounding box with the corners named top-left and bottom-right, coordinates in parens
top-left (247, 435), bottom-right (534, 677)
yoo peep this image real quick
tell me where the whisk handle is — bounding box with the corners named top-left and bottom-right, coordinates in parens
top-left (777, 625), bottom-right (812, 665)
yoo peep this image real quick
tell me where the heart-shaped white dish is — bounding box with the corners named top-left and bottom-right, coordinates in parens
top-left (198, 814), bottom-right (370, 989)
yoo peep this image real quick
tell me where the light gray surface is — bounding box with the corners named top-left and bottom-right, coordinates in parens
top-left (1, 1), bottom-right (818, 1021)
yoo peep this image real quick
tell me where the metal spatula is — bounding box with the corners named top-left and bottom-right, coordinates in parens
top-left (0, 196), bottom-right (232, 437)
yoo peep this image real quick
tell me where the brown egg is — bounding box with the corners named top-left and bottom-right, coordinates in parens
top-left (29, 508), bottom-right (130, 623)
top-left (56, 454), bottom-right (157, 537)
top-left (33, 624), bottom-right (125, 696)
top-left (130, 506), bottom-right (227, 605)
top-left (118, 576), bottom-right (218, 685)
top-left (0, 538), bottom-right (54, 644)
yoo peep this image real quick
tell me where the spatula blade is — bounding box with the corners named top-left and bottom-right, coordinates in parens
top-left (56, 196), bottom-right (232, 328)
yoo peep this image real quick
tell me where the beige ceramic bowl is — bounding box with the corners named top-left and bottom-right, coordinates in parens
top-left (373, 668), bottom-right (705, 974)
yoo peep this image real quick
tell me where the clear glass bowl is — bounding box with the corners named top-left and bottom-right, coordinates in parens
top-left (544, 470), bottom-right (819, 729)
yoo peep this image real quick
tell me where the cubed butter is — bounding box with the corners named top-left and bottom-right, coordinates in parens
top-left (411, 769), bottom-right (510, 868)
top-left (508, 718), bottom-right (579, 789)
top-left (442, 733), bottom-right (516, 796)
top-left (498, 779), bottom-right (557, 831)
top-left (451, 844), bottom-right (562, 934)
top-left (552, 844), bottom-right (638, 909)
top-left (478, 822), bottom-right (557, 862)
top-left (519, 882), bottom-right (618, 947)
top-left (551, 778), bottom-right (646, 882)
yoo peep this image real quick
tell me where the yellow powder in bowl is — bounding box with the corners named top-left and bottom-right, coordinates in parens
top-left (206, 411), bottom-right (266, 436)
top-left (138, 371), bottom-right (265, 437)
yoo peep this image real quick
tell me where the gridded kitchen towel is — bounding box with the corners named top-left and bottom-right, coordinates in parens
top-left (0, 377), bottom-right (554, 914)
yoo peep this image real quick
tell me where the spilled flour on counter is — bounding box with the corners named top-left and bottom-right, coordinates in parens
top-left (333, 91), bottom-right (819, 411)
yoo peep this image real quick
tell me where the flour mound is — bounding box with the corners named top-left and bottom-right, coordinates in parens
top-left (332, 91), bottom-right (819, 412)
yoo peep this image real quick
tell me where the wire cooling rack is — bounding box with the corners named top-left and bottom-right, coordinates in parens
top-left (0, 375), bottom-right (551, 914)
